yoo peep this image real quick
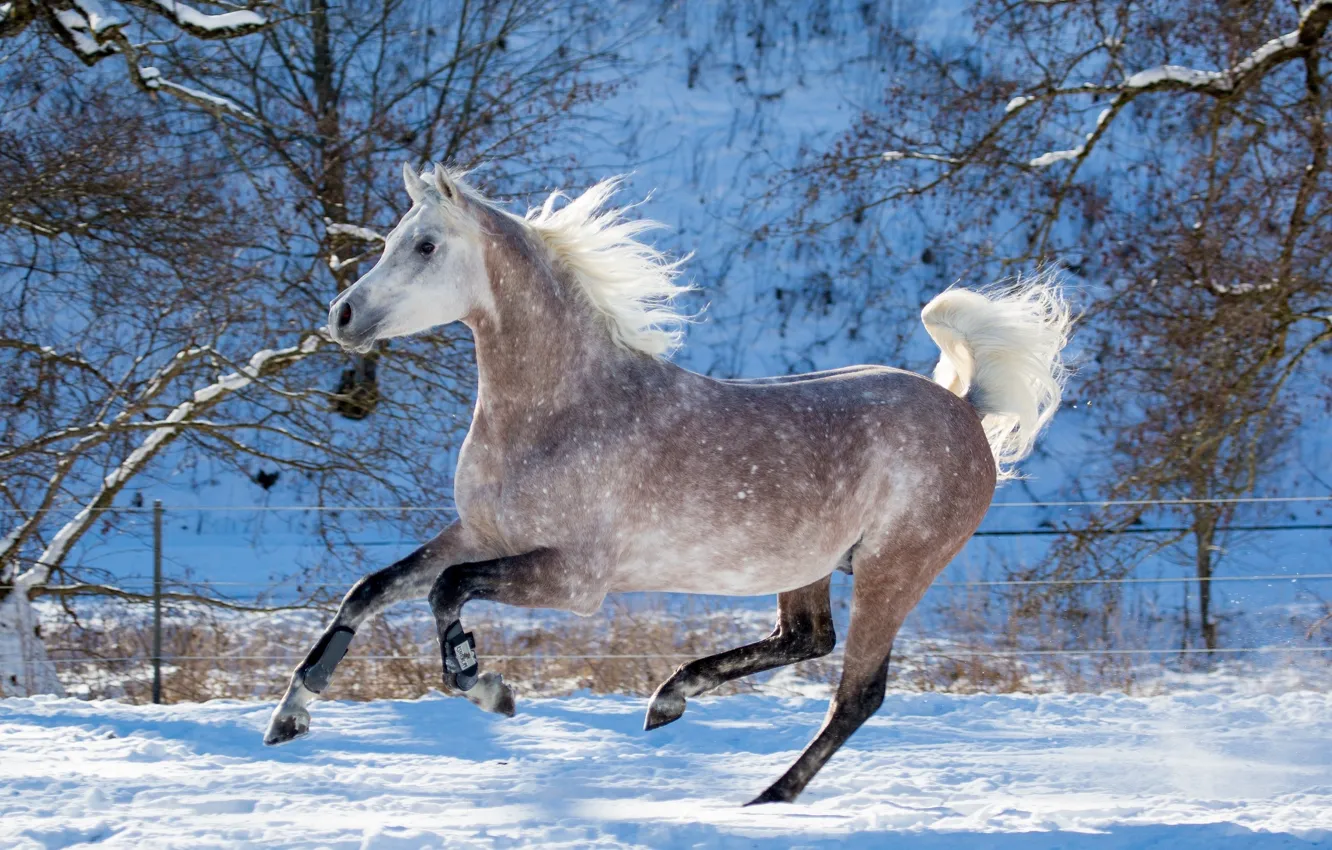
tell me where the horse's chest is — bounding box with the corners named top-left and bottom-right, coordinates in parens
top-left (454, 429), bottom-right (597, 549)
top-left (453, 432), bottom-right (514, 546)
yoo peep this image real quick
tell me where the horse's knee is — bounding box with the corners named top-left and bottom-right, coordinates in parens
top-left (340, 574), bottom-right (382, 621)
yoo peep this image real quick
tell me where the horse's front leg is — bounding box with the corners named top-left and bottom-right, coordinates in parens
top-left (427, 548), bottom-right (604, 716)
top-left (264, 522), bottom-right (485, 745)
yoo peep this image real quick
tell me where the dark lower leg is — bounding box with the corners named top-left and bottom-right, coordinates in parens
top-left (266, 554), bottom-right (444, 744)
top-left (265, 524), bottom-right (476, 745)
top-left (646, 576), bottom-right (834, 730)
top-left (427, 548), bottom-right (603, 708)
top-left (747, 647), bottom-right (890, 804)
top-left (296, 540), bottom-right (454, 695)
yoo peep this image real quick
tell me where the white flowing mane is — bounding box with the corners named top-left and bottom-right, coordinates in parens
top-left (447, 169), bottom-right (692, 358)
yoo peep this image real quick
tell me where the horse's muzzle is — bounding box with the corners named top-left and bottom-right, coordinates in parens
top-left (328, 293), bottom-right (379, 353)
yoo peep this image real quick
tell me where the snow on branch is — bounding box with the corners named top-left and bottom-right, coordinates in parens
top-left (325, 222), bottom-right (386, 271)
top-left (130, 0), bottom-right (265, 37)
top-left (1118, 1), bottom-right (1326, 97)
top-left (1028, 148), bottom-right (1081, 168)
top-left (876, 0), bottom-right (1332, 179)
top-left (1028, 106), bottom-right (1115, 169)
top-left (137, 66), bottom-right (259, 122)
top-left (1020, 2), bottom-right (1329, 168)
top-left (2, 0), bottom-right (267, 119)
top-left (47, 2), bottom-right (120, 60)
top-left (7, 332), bottom-right (325, 595)
top-left (1091, 0), bottom-right (1330, 101)
top-left (326, 222), bottom-right (386, 242)
top-left (881, 151), bottom-right (963, 165)
top-left (72, 0), bottom-right (124, 32)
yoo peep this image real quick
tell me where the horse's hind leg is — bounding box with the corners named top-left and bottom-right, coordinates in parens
top-left (747, 545), bottom-right (949, 805)
top-left (644, 575), bottom-right (834, 731)
top-left (264, 522), bottom-right (479, 745)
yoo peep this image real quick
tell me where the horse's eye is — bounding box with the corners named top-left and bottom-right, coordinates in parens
top-left (417, 241), bottom-right (436, 257)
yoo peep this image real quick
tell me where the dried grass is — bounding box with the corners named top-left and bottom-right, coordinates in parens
top-left (40, 580), bottom-right (1328, 705)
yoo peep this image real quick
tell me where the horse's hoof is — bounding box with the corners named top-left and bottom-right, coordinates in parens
top-left (744, 783), bottom-right (797, 806)
top-left (263, 707), bottom-right (310, 746)
top-left (644, 688), bottom-right (686, 731)
top-left (466, 672), bottom-right (516, 717)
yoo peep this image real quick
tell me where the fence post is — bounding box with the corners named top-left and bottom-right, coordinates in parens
top-left (152, 499), bottom-right (163, 705)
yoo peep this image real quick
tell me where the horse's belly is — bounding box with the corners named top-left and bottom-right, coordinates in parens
top-left (607, 539), bottom-right (844, 596)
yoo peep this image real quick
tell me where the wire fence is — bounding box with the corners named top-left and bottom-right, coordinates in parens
top-left (10, 494), bottom-right (1332, 701)
top-left (12, 571), bottom-right (1332, 593)
top-left (42, 645), bottom-right (1332, 665)
top-left (5, 492), bottom-right (1332, 515)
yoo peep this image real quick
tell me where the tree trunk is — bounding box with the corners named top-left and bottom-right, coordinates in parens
top-left (310, 0), bottom-right (379, 419)
top-left (0, 587), bottom-right (63, 697)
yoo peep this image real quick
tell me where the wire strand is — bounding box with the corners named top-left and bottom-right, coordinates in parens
top-left (42, 645), bottom-right (1332, 664)
top-left (4, 493), bottom-right (1330, 515)
top-left (991, 495), bottom-right (1332, 508)
top-left (13, 572), bottom-right (1332, 594)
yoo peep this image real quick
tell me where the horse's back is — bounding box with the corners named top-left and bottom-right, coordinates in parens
top-left (707, 364), bottom-right (983, 444)
top-left (718, 364), bottom-right (896, 386)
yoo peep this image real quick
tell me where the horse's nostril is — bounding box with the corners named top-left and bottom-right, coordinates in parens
top-left (336, 302), bottom-right (353, 329)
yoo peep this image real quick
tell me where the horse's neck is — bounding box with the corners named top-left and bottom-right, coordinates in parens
top-left (465, 220), bottom-right (653, 433)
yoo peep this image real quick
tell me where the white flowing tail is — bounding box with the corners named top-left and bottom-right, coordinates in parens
top-left (921, 272), bottom-right (1072, 481)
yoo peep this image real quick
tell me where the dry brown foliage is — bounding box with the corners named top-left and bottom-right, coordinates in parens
top-left (44, 582), bottom-right (1324, 706)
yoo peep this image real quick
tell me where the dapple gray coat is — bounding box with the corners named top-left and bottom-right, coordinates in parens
top-left (265, 165), bottom-right (1072, 804)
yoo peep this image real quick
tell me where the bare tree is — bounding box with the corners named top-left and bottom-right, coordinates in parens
top-left (1, 0), bottom-right (628, 695)
top-left (0, 0), bottom-right (268, 116)
top-left (0, 61), bottom-right (361, 693)
top-left (155, 0), bottom-right (624, 419)
top-left (788, 0), bottom-right (1332, 649)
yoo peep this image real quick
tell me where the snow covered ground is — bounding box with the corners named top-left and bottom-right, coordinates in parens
top-left (2, 689), bottom-right (1329, 848)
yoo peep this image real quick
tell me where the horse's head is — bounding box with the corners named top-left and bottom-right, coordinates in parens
top-left (328, 164), bottom-right (487, 352)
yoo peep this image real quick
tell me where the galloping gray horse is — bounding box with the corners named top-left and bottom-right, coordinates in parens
top-left (265, 164), bottom-right (1071, 804)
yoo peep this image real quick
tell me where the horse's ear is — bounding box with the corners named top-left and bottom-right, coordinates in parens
top-left (432, 163), bottom-right (459, 203)
top-left (402, 162), bottom-right (428, 203)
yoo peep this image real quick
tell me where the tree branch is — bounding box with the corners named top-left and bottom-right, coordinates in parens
top-left (6, 332), bottom-right (326, 595)
top-left (28, 582), bottom-right (323, 613)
